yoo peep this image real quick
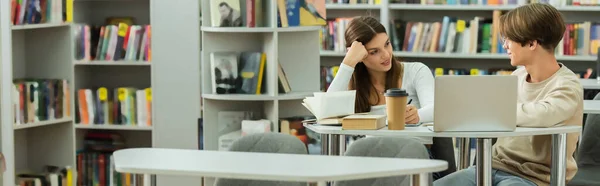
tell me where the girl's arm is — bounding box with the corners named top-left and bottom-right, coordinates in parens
top-left (326, 63), bottom-right (354, 92)
top-left (413, 63), bottom-right (435, 123)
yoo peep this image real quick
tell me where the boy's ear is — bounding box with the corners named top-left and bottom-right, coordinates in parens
top-left (529, 40), bottom-right (538, 50)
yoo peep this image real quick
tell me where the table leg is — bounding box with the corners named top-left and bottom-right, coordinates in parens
top-left (143, 174), bottom-right (152, 186)
top-left (551, 133), bottom-right (567, 186)
top-left (329, 134), bottom-right (340, 156)
top-left (409, 173), bottom-right (429, 186)
top-left (339, 135), bottom-right (347, 155)
top-left (475, 138), bottom-right (492, 186)
top-left (321, 134), bottom-right (329, 155)
top-left (457, 137), bottom-right (471, 170)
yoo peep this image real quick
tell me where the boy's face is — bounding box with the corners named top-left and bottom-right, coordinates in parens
top-left (503, 38), bottom-right (533, 66)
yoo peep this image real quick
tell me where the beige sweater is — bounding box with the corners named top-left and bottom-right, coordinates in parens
top-left (492, 64), bottom-right (583, 186)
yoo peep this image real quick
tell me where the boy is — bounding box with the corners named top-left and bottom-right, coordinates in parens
top-left (434, 3), bottom-right (583, 186)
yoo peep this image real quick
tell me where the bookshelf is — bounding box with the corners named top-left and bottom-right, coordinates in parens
top-left (71, 0), bottom-right (153, 185)
top-left (320, 0), bottom-right (600, 83)
top-left (1, 1), bottom-right (75, 183)
top-left (200, 0), bottom-right (321, 185)
top-left (0, 0), bottom-right (203, 185)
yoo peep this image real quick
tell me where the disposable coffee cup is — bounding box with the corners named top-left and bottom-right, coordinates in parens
top-left (385, 88), bottom-right (409, 130)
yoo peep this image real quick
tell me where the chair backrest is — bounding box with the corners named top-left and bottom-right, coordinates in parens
top-left (213, 132), bottom-right (308, 186)
top-left (334, 137), bottom-right (432, 186)
top-left (568, 93), bottom-right (600, 186)
top-left (577, 93), bottom-right (600, 166)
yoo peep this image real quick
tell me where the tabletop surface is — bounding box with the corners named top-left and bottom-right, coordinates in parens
top-left (584, 100), bottom-right (600, 114)
top-left (580, 79), bottom-right (600, 89)
top-left (304, 124), bottom-right (581, 138)
top-left (113, 148), bottom-right (448, 182)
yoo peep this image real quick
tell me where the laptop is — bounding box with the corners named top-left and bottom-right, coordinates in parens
top-left (432, 75), bottom-right (518, 132)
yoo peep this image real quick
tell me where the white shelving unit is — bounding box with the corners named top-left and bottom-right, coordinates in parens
top-left (71, 0), bottom-right (153, 183)
top-left (321, 0), bottom-right (600, 72)
top-left (200, 0), bottom-right (321, 185)
top-left (0, 19), bottom-right (74, 186)
top-left (0, 0), bottom-right (203, 185)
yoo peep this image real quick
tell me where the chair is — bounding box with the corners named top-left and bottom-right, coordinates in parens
top-left (568, 93), bottom-right (600, 186)
top-left (213, 132), bottom-right (308, 186)
top-left (334, 136), bottom-right (432, 186)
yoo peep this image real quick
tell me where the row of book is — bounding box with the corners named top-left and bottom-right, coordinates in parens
top-left (10, 0), bottom-right (70, 26)
top-left (389, 0), bottom-right (597, 6)
top-left (433, 67), bottom-right (596, 78)
top-left (74, 23), bottom-right (152, 62)
top-left (75, 87), bottom-right (152, 127)
top-left (16, 165), bottom-right (73, 186)
top-left (321, 13), bottom-right (600, 56)
top-left (76, 131), bottom-right (145, 186)
top-left (326, 0), bottom-right (381, 4)
top-left (12, 79), bottom-right (71, 125)
top-left (210, 52), bottom-right (292, 95)
top-left (433, 68), bottom-right (515, 76)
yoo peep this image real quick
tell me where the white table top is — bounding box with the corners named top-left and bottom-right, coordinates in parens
top-left (113, 148), bottom-right (448, 182)
top-left (584, 100), bottom-right (600, 114)
top-left (580, 79), bottom-right (600, 90)
top-left (304, 124), bottom-right (581, 138)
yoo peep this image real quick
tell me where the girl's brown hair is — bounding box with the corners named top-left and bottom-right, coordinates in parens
top-left (345, 16), bottom-right (404, 113)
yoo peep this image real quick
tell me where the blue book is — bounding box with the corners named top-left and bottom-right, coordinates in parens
top-left (286, 0), bottom-right (300, 26)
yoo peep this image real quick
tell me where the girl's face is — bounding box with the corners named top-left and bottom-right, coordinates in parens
top-left (362, 33), bottom-right (393, 72)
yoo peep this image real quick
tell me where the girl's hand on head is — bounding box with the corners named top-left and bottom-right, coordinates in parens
top-left (343, 41), bottom-right (368, 68)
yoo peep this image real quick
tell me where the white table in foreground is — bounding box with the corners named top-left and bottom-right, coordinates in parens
top-left (113, 148), bottom-right (448, 185)
top-left (580, 79), bottom-right (600, 89)
top-left (305, 124), bottom-right (581, 186)
top-left (584, 100), bottom-right (600, 114)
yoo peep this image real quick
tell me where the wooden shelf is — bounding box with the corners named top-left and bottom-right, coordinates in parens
top-left (75, 124), bottom-right (153, 131)
top-left (13, 117), bottom-right (73, 130)
top-left (11, 22), bottom-right (71, 30)
top-left (73, 61), bottom-right (151, 66)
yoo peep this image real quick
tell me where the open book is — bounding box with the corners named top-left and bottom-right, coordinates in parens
top-left (302, 90), bottom-right (356, 123)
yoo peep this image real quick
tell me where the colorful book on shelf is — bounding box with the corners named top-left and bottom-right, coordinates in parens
top-left (76, 87), bottom-right (152, 126)
top-left (10, 0), bottom-right (71, 25)
top-left (277, 0), bottom-right (326, 27)
top-left (74, 24), bottom-right (151, 62)
top-left (12, 79), bottom-right (70, 125)
top-left (76, 131), bottom-right (139, 186)
top-left (321, 12), bottom-right (599, 57)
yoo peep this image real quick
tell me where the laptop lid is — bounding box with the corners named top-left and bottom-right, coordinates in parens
top-left (433, 75), bottom-right (518, 132)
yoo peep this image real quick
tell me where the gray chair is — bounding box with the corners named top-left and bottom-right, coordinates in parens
top-left (568, 93), bottom-right (600, 186)
top-left (214, 132), bottom-right (308, 186)
top-left (334, 136), bottom-right (433, 186)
